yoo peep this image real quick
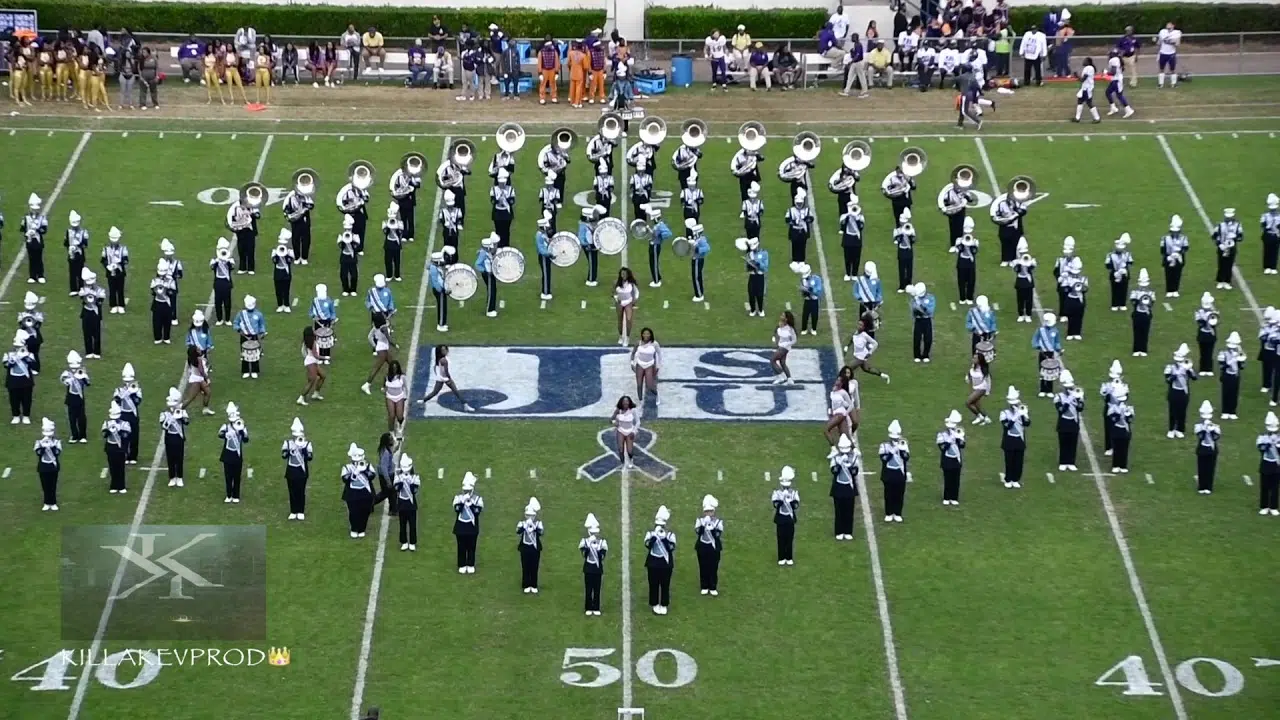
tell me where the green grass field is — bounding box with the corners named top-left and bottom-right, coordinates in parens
top-left (0, 109), bottom-right (1278, 720)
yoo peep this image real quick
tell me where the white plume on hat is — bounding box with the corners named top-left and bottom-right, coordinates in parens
top-left (1042, 311), bottom-right (1056, 326)
top-left (347, 443), bottom-right (362, 460)
top-left (1116, 232), bottom-right (1131, 248)
top-left (746, 237), bottom-right (760, 250)
top-left (81, 267), bottom-right (95, 283)
top-left (66, 350), bottom-right (82, 368)
top-left (945, 409), bottom-right (962, 428)
top-left (1268, 193), bottom-right (1279, 209)
top-left (315, 283), bottom-right (328, 300)
top-left (24, 291), bottom-right (39, 309)
top-left (444, 190), bottom-right (456, 205)
top-left (654, 505), bottom-right (671, 525)
top-left (1113, 382), bottom-right (1130, 402)
top-left (399, 453), bottom-right (413, 471)
top-left (291, 417), bottom-right (305, 437)
top-left (226, 401), bottom-right (240, 419)
top-left (837, 434), bottom-right (853, 451)
top-left (1109, 359), bottom-right (1124, 378)
top-left (27, 193), bottom-right (41, 207)
top-left (584, 512), bottom-right (600, 532)
top-left (278, 228), bottom-right (292, 243)
top-left (1200, 291), bottom-right (1214, 309)
top-left (1175, 342), bottom-right (1190, 358)
top-left (794, 187), bottom-right (807, 202)
top-left (430, 251), bottom-right (444, 263)
top-left (41, 417), bottom-right (56, 436)
top-left (121, 362), bottom-right (135, 381)
top-left (779, 465), bottom-right (795, 485)
top-left (1059, 369), bottom-right (1076, 387)
top-left (156, 258), bottom-right (170, 276)
top-left (108, 226), bottom-right (122, 241)
top-left (899, 208), bottom-right (912, 222)
top-left (69, 210), bottom-right (81, 225)
top-left (1226, 331), bottom-right (1242, 347)
top-left (1016, 237), bottom-right (1029, 255)
top-left (343, 215), bottom-right (356, 229)
top-left (462, 471), bottom-right (477, 491)
top-left (244, 295), bottom-right (257, 310)
top-left (1224, 208), bottom-right (1236, 218)
top-left (1138, 268), bottom-right (1150, 286)
top-left (109, 402), bottom-right (122, 419)
top-left (963, 216), bottom-right (975, 232)
top-left (976, 295), bottom-right (989, 311)
top-left (1169, 214), bottom-right (1183, 231)
top-left (701, 494), bottom-right (718, 512)
top-left (192, 309), bottom-right (205, 325)
top-left (1007, 385), bottom-right (1021, 404)
top-left (525, 497), bottom-right (541, 516)
top-left (1062, 235), bottom-right (1075, 253)
top-left (1068, 257), bottom-right (1083, 274)
top-left (374, 274), bottom-right (386, 288)
top-left (888, 419), bottom-right (902, 438)
top-left (1199, 400), bottom-right (1214, 419)
top-left (1266, 411), bottom-right (1279, 431)
top-left (167, 387), bottom-right (182, 407)
top-left (912, 282), bottom-right (927, 297)
top-left (748, 181), bottom-right (760, 196)
top-left (864, 260), bottom-right (878, 279)
top-left (216, 237), bottom-right (231, 252)
top-left (734, 237), bottom-right (749, 252)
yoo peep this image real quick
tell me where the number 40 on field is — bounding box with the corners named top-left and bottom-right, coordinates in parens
top-left (1096, 655), bottom-right (1280, 698)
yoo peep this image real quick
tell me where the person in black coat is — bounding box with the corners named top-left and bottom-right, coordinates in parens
top-left (999, 386), bottom-right (1030, 488)
top-left (452, 472), bottom-right (484, 572)
top-left (643, 505), bottom-right (676, 615)
top-left (829, 435), bottom-right (859, 539)
top-left (694, 495), bottom-right (723, 595)
top-left (771, 466), bottom-right (799, 564)
top-left (516, 497), bottom-right (544, 593)
top-left (580, 513), bottom-right (608, 615)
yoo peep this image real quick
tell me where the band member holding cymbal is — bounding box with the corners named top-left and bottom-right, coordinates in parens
top-left (615, 268), bottom-right (639, 346)
top-left (632, 328), bottom-right (662, 406)
top-left (535, 215), bottom-right (554, 301)
top-left (580, 208), bottom-right (600, 287)
top-left (645, 206), bottom-right (672, 288)
top-left (475, 235), bottom-right (499, 317)
top-left (691, 221), bottom-right (710, 303)
top-left (798, 263), bottom-right (823, 336)
top-left (745, 238), bottom-right (769, 317)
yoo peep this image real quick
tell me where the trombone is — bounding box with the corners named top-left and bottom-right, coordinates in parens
top-left (291, 168), bottom-right (318, 197)
top-left (638, 116), bottom-right (667, 146)
top-left (899, 147), bottom-right (928, 177)
top-left (841, 140), bottom-right (872, 171)
top-left (496, 122), bottom-right (526, 153)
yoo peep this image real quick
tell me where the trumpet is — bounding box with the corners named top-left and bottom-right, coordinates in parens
top-left (347, 160), bottom-right (375, 191)
top-left (793, 131), bottom-right (821, 163)
top-left (496, 122), bottom-right (526, 153)
top-left (1207, 311), bottom-right (1220, 327)
top-left (599, 112), bottom-right (623, 142)
top-left (680, 118), bottom-right (708, 148)
top-left (842, 140), bottom-right (872, 171)
top-left (899, 147), bottom-right (928, 177)
top-left (638, 117), bottom-right (667, 146)
top-left (451, 138), bottom-right (476, 170)
top-left (738, 121), bottom-right (767, 152)
top-left (292, 168), bottom-right (318, 197)
top-left (552, 126), bottom-right (577, 152)
top-left (1007, 175), bottom-right (1037, 203)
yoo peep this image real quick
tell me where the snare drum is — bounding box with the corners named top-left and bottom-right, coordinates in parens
top-left (548, 232), bottom-right (582, 268)
top-left (314, 323), bottom-right (335, 349)
top-left (975, 340), bottom-right (996, 364)
top-left (1039, 356), bottom-right (1062, 381)
top-left (240, 338), bottom-right (262, 362)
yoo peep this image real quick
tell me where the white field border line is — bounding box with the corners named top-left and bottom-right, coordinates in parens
top-left (348, 138), bottom-right (452, 720)
top-left (0, 132), bottom-right (92, 303)
top-left (618, 135), bottom-right (634, 712)
top-left (1156, 134), bottom-right (1266, 327)
top-left (66, 133), bottom-right (273, 720)
top-left (975, 137), bottom-right (1189, 720)
top-left (805, 169), bottom-right (909, 720)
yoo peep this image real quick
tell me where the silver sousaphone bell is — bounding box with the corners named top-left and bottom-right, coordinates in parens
top-left (1007, 174), bottom-right (1037, 202)
top-left (240, 181), bottom-right (268, 208)
top-left (793, 131), bottom-right (822, 163)
top-left (552, 126), bottom-right (578, 152)
top-left (842, 140), bottom-right (872, 171)
top-left (401, 152), bottom-right (427, 177)
top-left (348, 160), bottom-right (375, 191)
top-left (638, 116), bottom-right (667, 146)
top-left (599, 112), bottom-right (624, 142)
top-left (496, 122), bottom-right (526, 153)
top-left (291, 168), bottom-right (318, 197)
top-left (952, 163), bottom-right (978, 189)
top-left (451, 138), bottom-right (476, 169)
top-left (899, 146), bottom-right (928, 177)
top-left (681, 118), bottom-right (708, 148)
top-left (738, 120), bottom-right (767, 152)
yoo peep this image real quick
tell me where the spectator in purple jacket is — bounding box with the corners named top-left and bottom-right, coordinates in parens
top-left (177, 33), bottom-right (205, 83)
top-left (819, 23), bottom-right (845, 63)
top-left (1116, 25), bottom-right (1140, 87)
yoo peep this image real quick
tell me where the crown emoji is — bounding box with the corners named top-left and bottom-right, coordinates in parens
top-left (268, 647), bottom-right (291, 666)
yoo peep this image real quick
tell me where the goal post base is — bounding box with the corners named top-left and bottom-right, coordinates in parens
top-left (617, 708), bottom-right (645, 720)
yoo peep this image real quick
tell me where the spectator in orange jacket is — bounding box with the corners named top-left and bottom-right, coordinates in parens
top-left (537, 36), bottom-right (560, 104)
top-left (568, 41), bottom-right (588, 107)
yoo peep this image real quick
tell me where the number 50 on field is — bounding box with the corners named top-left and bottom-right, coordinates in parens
top-left (560, 647), bottom-right (697, 689)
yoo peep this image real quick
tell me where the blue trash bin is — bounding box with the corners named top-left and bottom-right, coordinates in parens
top-left (671, 54), bottom-right (694, 88)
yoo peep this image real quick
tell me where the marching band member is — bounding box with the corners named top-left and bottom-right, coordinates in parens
top-left (991, 191), bottom-right (1026, 267)
top-left (771, 311), bottom-right (797, 383)
top-left (337, 176), bottom-right (370, 253)
top-left (490, 169), bottom-right (515, 246)
top-left (539, 137), bottom-right (570, 197)
top-left (847, 315), bottom-right (890, 383)
top-left (937, 410), bottom-right (967, 505)
top-left (535, 216), bottom-right (554, 301)
top-left (419, 345), bottom-right (472, 411)
top-left (631, 328), bottom-right (662, 404)
top-left (952, 223), bottom-right (980, 304)
top-left (1011, 237), bottom-right (1037, 322)
top-left (4, 331), bottom-right (35, 424)
top-left (211, 238), bottom-right (236, 322)
top-left (592, 161), bottom-right (614, 217)
top-left (438, 190), bottom-right (463, 257)
top-left (1160, 214), bottom-right (1189, 297)
top-left (394, 454), bottom-right (420, 549)
top-left (939, 175), bottom-right (970, 245)
top-left (626, 140), bottom-right (656, 180)
top-left (337, 216), bottom-right (361, 296)
top-left (1262, 308), bottom-right (1280, 406)
top-left (1060, 257), bottom-right (1089, 341)
top-left (680, 171), bottom-right (704, 222)
top-left (476, 235), bottom-right (498, 317)
top-left (839, 198), bottom-right (865, 281)
top-left (160, 387), bottom-right (189, 488)
top-left (965, 353), bottom-right (993, 425)
top-left (489, 145), bottom-right (516, 182)
top-left (1106, 50), bottom-right (1135, 118)
top-left (35, 417), bottom-right (61, 511)
top-left (1055, 369), bottom-right (1083, 471)
top-left (21, 194), bottom-right (48, 285)
top-left (1195, 292), bottom-right (1219, 376)
top-left (1033, 312), bottom-right (1063, 397)
top-left (113, 363), bottom-right (142, 464)
top-left (159, 240), bottom-right (184, 324)
top-left (785, 189), bottom-right (814, 263)
top-left (60, 351), bottom-right (90, 442)
top-left (965, 295), bottom-right (997, 356)
top-left (298, 326), bottom-right (327, 406)
top-left (690, 221), bottom-right (710, 303)
top-left (829, 164), bottom-right (859, 217)
top-left (281, 417), bottom-right (312, 520)
top-left (1212, 208), bottom-right (1244, 290)
top-left (771, 466), bottom-right (800, 564)
top-left (282, 183), bottom-right (314, 264)
top-left (615, 268), bottom-right (639, 346)
top-left (829, 435), bottom-right (859, 539)
top-left (1262, 192), bottom-right (1280, 274)
top-left (310, 284), bottom-right (337, 364)
top-left (538, 172), bottom-right (563, 235)
top-left (65, 211), bottom-right (89, 296)
top-left (218, 402), bottom-right (249, 503)
top-left (580, 513), bottom-right (608, 615)
top-left (18, 291), bottom-right (43, 374)
top-left (731, 141), bottom-right (763, 202)
top-left (579, 208), bottom-right (600, 287)
top-left (799, 263), bottom-right (823, 336)
top-left (428, 251), bottom-right (450, 332)
top-left (453, 472), bottom-right (484, 571)
top-left (1186, 400), bottom-right (1218, 496)
top-left (382, 206), bottom-right (405, 281)
top-left (149, 260), bottom-right (176, 344)
top-left (586, 132), bottom-right (612, 177)
top-left (342, 444), bottom-right (377, 538)
top-left (1108, 382), bottom-right (1135, 473)
top-left (879, 420), bottom-right (910, 522)
top-left (270, 230), bottom-right (295, 312)
top-left (390, 164), bottom-right (420, 244)
top-left (517, 498), bottom-right (545, 593)
top-left (1072, 57), bottom-right (1101, 124)
top-left (1000, 386), bottom-right (1031, 488)
top-left (740, 182), bottom-right (763, 240)
top-left (102, 402), bottom-right (129, 493)
top-left (225, 195), bottom-right (259, 274)
top-left (630, 159), bottom-right (654, 223)
top-left (892, 209), bottom-right (917, 291)
top-left (362, 312), bottom-right (396, 396)
top-left (645, 206), bottom-right (671, 288)
top-left (436, 153), bottom-right (470, 219)
top-left (853, 261), bottom-right (883, 325)
top-left (100, 227), bottom-right (129, 314)
top-left (1130, 268), bottom-right (1156, 356)
top-left (910, 283), bottom-right (936, 362)
top-left (1218, 331), bottom-right (1245, 419)
top-left (1105, 234), bottom-right (1134, 311)
top-left (694, 495), bottom-right (723, 594)
top-left (1258, 413), bottom-right (1280, 515)
top-left (612, 395), bottom-right (639, 467)
top-left (778, 153), bottom-right (811, 200)
top-left (1100, 359), bottom-right (1126, 456)
top-left (826, 366), bottom-right (857, 442)
top-left (673, 142), bottom-right (702, 190)
top-left (78, 268), bottom-right (105, 358)
top-left (366, 274), bottom-right (397, 327)
top-left (745, 238), bottom-right (769, 317)
top-left (1053, 236), bottom-right (1077, 316)
top-left (644, 506), bottom-right (676, 614)
top-left (881, 164), bottom-right (915, 226)
top-left (233, 295), bottom-right (267, 379)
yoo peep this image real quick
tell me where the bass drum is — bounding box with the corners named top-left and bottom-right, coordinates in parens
top-left (671, 236), bottom-right (692, 257)
top-left (444, 264), bottom-right (479, 301)
top-left (492, 247), bottom-right (526, 283)
top-left (549, 231), bottom-right (582, 268)
top-left (594, 217), bottom-right (629, 256)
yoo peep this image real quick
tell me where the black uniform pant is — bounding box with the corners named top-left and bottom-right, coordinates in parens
top-left (66, 396), bottom-right (87, 441)
top-left (352, 208), bottom-right (369, 252)
top-left (1165, 263), bottom-right (1184, 294)
top-left (214, 279), bottom-right (233, 322)
top-left (1065, 297), bottom-right (1085, 337)
top-left (1133, 313), bottom-right (1152, 354)
top-left (286, 466), bottom-right (307, 515)
top-left (1196, 453), bottom-right (1217, 492)
top-left (520, 546), bottom-right (541, 589)
top-left (1264, 232), bottom-right (1280, 271)
top-left (691, 258), bottom-right (706, 298)
top-left (696, 545), bottom-right (720, 590)
top-left (747, 274), bottom-right (765, 314)
top-left (107, 446), bottom-right (127, 490)
top-left (107, 272), bottom-right (126, 309)
top-left (744, 218), bottom-right (761, 239)
top-left (235, 230), bottom-right (256, 272)
top-left (1221, 373), bottom-right (1240, 416)
top-left (69, 254), bottom-right (84, 293)
top-left (1024, 56), bottom-right (1043, 86)
top-left (897, 248), bottom-right (914, 290)
top-left (1168, 390), bottom-right (1189, 434)
top-left (346, 490), bottom-right (374, 533)
top-left (339, 257), bottom-right (359, 295)
top-left (7, 383), bottom-right (33, 417)
top-left (647, 564), bottom-right (672, 606)
top-left (789, 229), bottom-right (808, 263)
top-left (39, 466), bottom-right (58, 505)
top-left (223, 456), bottom-right (243, 499)
top-left (1198, 331), bottom-right (1216, 375)
top-left (455, 532), bottom-right (478, 567)
top-left (27, 240), bottom-right (44, 280)
top-left (397, 196), bottom-right (417, 240)
top-left (801, 298), bottom-right (820, 332)
top-left (482, 272), bottom-right (497, 314)
top-left (81, 311), bottom-right (102, 356)
top-left (151, 302), bottom-right (172, 341)
top-left (1111, 435), bottom-right (1131, 470)
top-left (843, 242), bottom-right (862, 278)
top-left (290, 216), bottom-right (312, 261)
top-left (1260, 472), bottom-right (1280, 511)
top-left (539, 255), bottom-right (553, 296)
top-left (913, 318), bottom-right (933, 360)
top-left (956, 261), bottom-right (976, 302)
top-left (595, 190), bottom-right (613, 215)
top-left (1014, 284), bottom-right (1034, 319)
top-left (738, 173), bottom-right (757, 202)
top-left (442, 228), bottom-right (459, 254)
top-left (947, 212), bottom-right (966, 245)
top-left (942, 466), bottom-right (962, 501)
top-left (1216, 249), bottom-right (1236, 284)
top-left (584, 571), bottom-right (603, 611)
top-left (775, 520), bottom-right (795, 561)
top-left (1058, 427), bottom-right (1079, 466)
top-left (273, 269), bottom-right (292, 308)
top-left (998, 225), bottom-right (1020, 264)
top-left (1003, 448), bottom-right (1026, 485)
top-left (1109, 277), bottom-right (1129, 309)
top-left (434, 288), bottom-right (449, 327)
top-left (832, 496), bottom-right (856, 536)
top-left (384, 241), bottom-right (402, 279)
top-left (123, 413), bottom-right (139, 463)
top-left (1265, 351), bottom-right (1279, 396)
top-left (890, 196), bottom-right (912, 225)
top-left (882, 473), bottom-right (907, 516)
top-left (632, 196), bottom-right (649, 223)
top-left (1103, 408), bottom-right (1115, 452)
top-left (165, 435), bottom-right (185, 479)
top-left (493, 210), bottom-right (512, 247)
top-left (392, 503), bottom-right (414, 544)
top-left (585, 247), bottom-right (599, 285)
top-left (648, 243), bottom-right (663, 284)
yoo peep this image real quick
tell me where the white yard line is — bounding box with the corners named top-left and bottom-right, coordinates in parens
top-left (67, 133), bottom-right (274, 720)
top-left (0, 132), bottom-right (92, 303)
top-left (1156, 134), bottom-right (1266, 327)
top-left (805, 169), bottom-right (909, 720)
top-left (618, 134), bottom-right (634, 713)
top-left (975, 137), bottom-right (1188, 720)
top-left (348, 138), bottom-right (451, 720)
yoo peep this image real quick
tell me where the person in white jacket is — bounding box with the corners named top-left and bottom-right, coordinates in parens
top-left (1021, 28), bottom-right (1047, 86)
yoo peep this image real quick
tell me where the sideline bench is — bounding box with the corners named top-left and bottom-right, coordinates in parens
top-left (802, 52), bottom-right (844, 88)
top-left (166, 46), bottom-right (431, 83)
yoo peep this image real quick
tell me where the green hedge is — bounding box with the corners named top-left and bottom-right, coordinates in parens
top-left (646, 7), bottom-right (828, 40)
top-left (1005, 4), bottom-right (1280, 35)
top-left (24, 1), bottom-right (605, 39)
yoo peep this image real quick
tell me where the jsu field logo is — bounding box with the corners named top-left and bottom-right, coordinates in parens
top-left (413, 346), bottom-right (838, 422)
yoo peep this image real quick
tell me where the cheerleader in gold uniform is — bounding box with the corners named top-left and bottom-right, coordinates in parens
top-left (224, 48), bottom-right (248, 104)
top-left (11, 51), bottom-right (32, 106)
top-left (20, 41), bottom-right (36, 99)
top-left (77, 50), bottom-right (92, 108)
top-left (254, 46), bottom-right (273, 105)
top-left (90, 50), bottom-right (110, 111)
top-left (203, 46), bottom-right (225, 104)
top-left (54, 43), bottom-right (72, 101)
top-left (38, 47), bottom-right (54, 101)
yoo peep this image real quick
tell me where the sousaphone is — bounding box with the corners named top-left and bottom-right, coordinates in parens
top-left (496, 122), bottom-right (526, 153)
top-left (599, 112), bottom-right (623, 142)
top-left (842, 140), bottom-right (872, 171)
top-left (792, 131), bottom-right (821, 163)
top-left (291, 168), bottom-right (318, 197)
top-left (952, 163), bottom-right (978, 189)
top-left (401, 152), bottom-right (428, 177)
top-left (681, 118), bottom-right (708, 148)
top-left (347, 160), bottom-right (375, 191)
top-left (1007, 175), bottom-right (1037, 203)
top-left (899, 147), bottom-right (928, 177)
top-left (638, 116), bottom-right (667, 146)
top-left (239, 181), bottom-right (268, 208)
top-left (738, 120), bottom-right (767, 152)
top-left (450, 138), bottom-right (476, 169)
top-left (552, 126), bottom-right (577, 152)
